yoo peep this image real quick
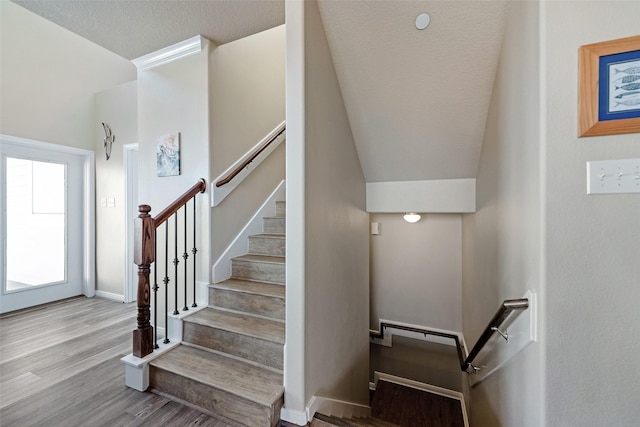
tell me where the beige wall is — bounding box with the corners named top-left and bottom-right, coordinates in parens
top-left (0, 1), bottom-right (135, 149)
top-left (137, 49), bottom-right (210, 288)
top-left (370, 213), bottom-right (462, 332)
top-left (303, 0), bottom-right (369, 408)
top-left (543, 1), bottom-right (640, 425)
top-left (461, 1), bottom-right (543, 425)
top-left (208, 25), bottom-right (286, 263)
top-left (94, 81), bottom-right (138, 297)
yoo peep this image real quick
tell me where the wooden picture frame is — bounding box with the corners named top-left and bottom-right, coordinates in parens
top-left (578, 35), bottom-right (640, 137)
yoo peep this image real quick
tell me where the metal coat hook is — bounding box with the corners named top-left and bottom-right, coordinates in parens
top-left (102, 122), bottom-right (115, 160)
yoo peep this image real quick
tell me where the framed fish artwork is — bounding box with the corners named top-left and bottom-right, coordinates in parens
top-left (578, 35), bottom-right (640, 137)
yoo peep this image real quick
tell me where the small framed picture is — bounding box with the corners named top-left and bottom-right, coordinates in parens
top-left (578, 35), bottom-right (640, 137)
top-left (157, 133), bottom-right (180, 177)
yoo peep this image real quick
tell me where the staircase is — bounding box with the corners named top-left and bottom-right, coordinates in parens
top-left (149, 201), bottom-right (286, 427)
top-left (311, 379), bottom-right (466, 427)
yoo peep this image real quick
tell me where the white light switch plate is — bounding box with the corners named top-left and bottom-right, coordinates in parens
top-left (587, 158), bottom-right (640, 194)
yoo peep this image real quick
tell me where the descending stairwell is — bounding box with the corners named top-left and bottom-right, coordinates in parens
top-left (149, 201), bottom-right (286, 427)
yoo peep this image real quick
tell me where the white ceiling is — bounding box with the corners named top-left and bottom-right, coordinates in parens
top-left (11, 0), bottom-right (508, 183)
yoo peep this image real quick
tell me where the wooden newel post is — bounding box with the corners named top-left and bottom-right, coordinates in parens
top-left (133, 204), bottom-right (155, 358)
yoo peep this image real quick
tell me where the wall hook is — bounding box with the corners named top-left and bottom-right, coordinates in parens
top-left (102, 122), bottom-right (115, 161)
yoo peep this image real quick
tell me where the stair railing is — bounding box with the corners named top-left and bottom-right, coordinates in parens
top-left (132, 178), bottom-right (207, 358)
top-left (461, 298), bottom-right (528, 373)
top-left (215, 123), bottom-right (285, 188)
top-left (370, 298), bottom-right (529, 374)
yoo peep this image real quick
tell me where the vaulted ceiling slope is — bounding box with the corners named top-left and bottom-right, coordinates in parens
top-left (12, 0), bottom-right (285, 60)
top-left (317, 0), bottom-right (508, 182)
top-left (12, 0), bottom-right (507, 184)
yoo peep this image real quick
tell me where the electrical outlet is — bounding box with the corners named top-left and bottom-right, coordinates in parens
top-left (107, 197), bottom-right (115, 208)
top-left (100, 198), bottom-right (107, 208)
top-left (587, 158), bottom-right (640, 194)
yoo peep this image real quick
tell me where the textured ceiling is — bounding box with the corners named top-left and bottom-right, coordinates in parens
top-left (11, 0), bottom-right (507, 183)
top-left (317, 0), bottom-right (508, 182)
top-left (11, 0), bottom-right (285, 59)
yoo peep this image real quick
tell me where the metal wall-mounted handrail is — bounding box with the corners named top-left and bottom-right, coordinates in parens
top-left (370, 297), bottom-right (529, 374)
top-left (461, 298), bottom-right (528, 372)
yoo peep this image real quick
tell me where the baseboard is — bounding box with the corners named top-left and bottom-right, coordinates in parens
top-left (212, 180), bottom-right (286, 283)
top-left (95, 290), bottom-right (124, 303)
top-left (280, 407), bottom-right (308, 426)
top-left (373, 372), bottom-right (469, 427)
top-left (306, 396), bottom-right (370, 420)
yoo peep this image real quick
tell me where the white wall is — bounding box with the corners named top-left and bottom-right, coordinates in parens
top-left (542, 2), bottom-right (640, 425)
top-left (303, 0), bottom-right (369, 409)
top-left (0, 1), bottom-right (135, 149)
top-left (370, 213), bottom-right (462, 332)
top-left (461, 1), bottom-right (543, 426)
top-left (137, 49), bottom-right (210, 285)
top-left (284, 0), bottom-right (369, 421)
top-left (208, 25), bottom-right (286, 263)
top-left (94, 81), bottom-right (137, 297)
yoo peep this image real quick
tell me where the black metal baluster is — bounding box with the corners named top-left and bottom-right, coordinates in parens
top-left (163, 222), bottom-right (170, 344)
top-left (183, 204), bottom-right (189, 311)
top-left (173, 214), bottom-right (179, 315)
top-left (192, 196), bottom-right (198, 308)
top-left (153, 229), bottom-right (159, 349)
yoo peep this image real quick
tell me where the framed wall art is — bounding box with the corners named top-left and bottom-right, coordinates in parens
top-left (157, 133), bottom-right (181, 177)
top-left (578, 35), bottom-right (640, 137)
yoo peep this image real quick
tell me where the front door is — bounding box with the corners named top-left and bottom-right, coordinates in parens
top-left (1, 140), bottom-right (86, 313)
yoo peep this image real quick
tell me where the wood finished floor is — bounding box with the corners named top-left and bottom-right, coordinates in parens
top-left (0, 296), bottom-right (289, 427)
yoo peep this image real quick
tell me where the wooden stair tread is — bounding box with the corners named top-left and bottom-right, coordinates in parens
top-left (211, 279), bottom-right (285, 298)
top-left (233, 254), bottom-right (285, 264)
top-left (185, 307), bottom-right (285, 344)
top-left (150, 345), bottom-right (283, 407)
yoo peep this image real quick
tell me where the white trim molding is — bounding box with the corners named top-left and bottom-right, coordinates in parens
top-left (132, 35), bottom-right (211, 71)
top-left (366, 178), bottom-right (476, 213)
top-left (211, 121), bottom-right (286, 207)
top-left (95, 290), bottom-right (124, 302)
top-left (280, 408), bottom-right (308, 426)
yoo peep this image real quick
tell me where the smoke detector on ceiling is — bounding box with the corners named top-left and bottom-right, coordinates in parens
top-left (415, 13), bottom-right (431, 30)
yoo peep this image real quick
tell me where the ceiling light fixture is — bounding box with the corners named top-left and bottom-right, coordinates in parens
top-left (403, 213), bottom-right (421, 223)
top-left (415, 13), bottom-right (431, 30)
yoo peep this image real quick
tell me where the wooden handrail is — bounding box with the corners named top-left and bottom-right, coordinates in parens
top-left (154, 178), bottom-right (207, 226)
top-left (132, 178), bottom-right (207, 358)
top-left (215, 125), bottom-right (286, 188)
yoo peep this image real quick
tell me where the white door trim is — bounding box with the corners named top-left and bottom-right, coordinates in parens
top-left (0, 134), bottom-right (95, 301)
top-left (124, 143), bottom-right (139, 303)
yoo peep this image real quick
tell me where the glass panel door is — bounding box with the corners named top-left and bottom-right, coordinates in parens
top-left (1, 140), bottom-right (85, 313)
top-left (5, 158), bottom-right (66, 291)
